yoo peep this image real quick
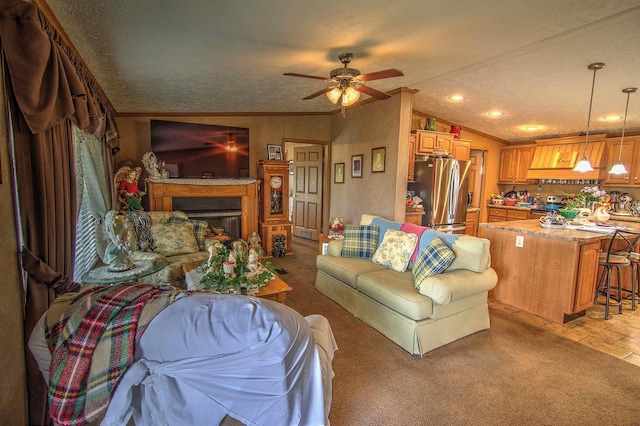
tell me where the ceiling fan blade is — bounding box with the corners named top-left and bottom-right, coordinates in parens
top-left (302, 87), bottom-right (334, 100)
top-left (357, 68), bottom-right (404, 82)
top-left (356, 85), bottom-right (391, 100)
top-left (284, 72), bottom-right (331, 81)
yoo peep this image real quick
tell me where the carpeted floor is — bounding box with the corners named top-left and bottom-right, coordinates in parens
top-left (272, 237), bottom-right (640, 426)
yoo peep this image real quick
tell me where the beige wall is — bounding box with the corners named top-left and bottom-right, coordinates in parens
top-left (329, 91), bottom-right (413, 225)
top-left (0, 66), bottom-right (28, 425)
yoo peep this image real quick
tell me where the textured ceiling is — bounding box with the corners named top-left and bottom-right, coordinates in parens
top-left (43, 0), bottom-right (640, 142)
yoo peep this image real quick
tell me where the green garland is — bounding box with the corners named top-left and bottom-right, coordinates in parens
top-left (199, 245), bottom-right (280, 292)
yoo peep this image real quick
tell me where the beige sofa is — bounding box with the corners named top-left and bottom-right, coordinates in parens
top-left (315, 215), bottom-right (497, 356)
top-left (130, 211), bottom-right (210, 289)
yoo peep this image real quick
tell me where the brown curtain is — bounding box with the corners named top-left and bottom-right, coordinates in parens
top-left (0, 1), bottom-right (120, 424)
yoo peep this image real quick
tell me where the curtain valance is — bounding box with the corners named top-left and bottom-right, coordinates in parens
top-left (0, 0), bottom-right (119, 149)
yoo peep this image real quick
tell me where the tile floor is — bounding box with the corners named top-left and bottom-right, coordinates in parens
top-left (489, 297), bottom-right (640, 367)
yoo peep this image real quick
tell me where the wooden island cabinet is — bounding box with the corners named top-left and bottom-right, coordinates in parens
top-left (479, 219), bottom-right (608, 323)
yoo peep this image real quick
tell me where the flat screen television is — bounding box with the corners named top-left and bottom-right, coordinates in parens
top-left (150, 120), bottom-right (250, 178)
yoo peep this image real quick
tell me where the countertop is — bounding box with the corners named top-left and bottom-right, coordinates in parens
top-left (479, 219), bottom-right (640, 242)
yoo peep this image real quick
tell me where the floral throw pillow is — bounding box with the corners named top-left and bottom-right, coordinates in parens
top-left (340, 225), bottom-right (380, 259)
top-left (412, 237), bottom-right (456, 288)
top-left (372, 229), bottom-right (418, 272)
top-left (151, 222), bottom-right (200, 257)
top-left (168, 216), bottom-right (210, 251)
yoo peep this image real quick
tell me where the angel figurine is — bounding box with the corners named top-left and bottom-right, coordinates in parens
top-left (103, 210), bottom-right (136, 272)
top-left (114, 166), bottom-right (145, 213)
top-left (142, 151), bottom-right (170, 179)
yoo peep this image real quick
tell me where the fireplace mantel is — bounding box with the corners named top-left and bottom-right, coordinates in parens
top-left (145, 178), bottom-right (260, 240)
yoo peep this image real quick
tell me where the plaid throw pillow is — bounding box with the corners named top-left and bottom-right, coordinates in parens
top-left (169, 217), bottom-right (210, 251)
top-left (412, 237), bottom-right (455, 288)
top-left (340, 225), bottom-right (380, 259)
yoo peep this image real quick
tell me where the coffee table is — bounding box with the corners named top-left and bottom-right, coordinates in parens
top-left (255, 276), bottom-right (292, 303)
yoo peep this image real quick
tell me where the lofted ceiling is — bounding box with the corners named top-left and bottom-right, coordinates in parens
top-left (42, 0), bottom-right (640, 143)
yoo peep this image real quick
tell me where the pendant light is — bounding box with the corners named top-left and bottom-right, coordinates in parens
top-left (608, 87), bottom-right (637, 175)
top-left (574, 62), bottom-right (605, 172)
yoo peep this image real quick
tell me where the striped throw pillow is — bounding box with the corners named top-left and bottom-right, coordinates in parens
top-left (340, 225), bottom-right (380, 259)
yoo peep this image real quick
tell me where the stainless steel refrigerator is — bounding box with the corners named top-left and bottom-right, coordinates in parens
top-left (408, 157), bottom-right (471, 233)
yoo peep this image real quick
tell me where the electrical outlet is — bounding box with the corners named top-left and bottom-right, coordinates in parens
top-left (515, 235), bottom-right (524, 248)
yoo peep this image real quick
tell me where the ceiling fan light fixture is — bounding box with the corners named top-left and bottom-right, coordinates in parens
top-left (342, 87), bottom-right (360, 106)
top-left (608, 87), bottom-right (636, 175)
top-left (574, 62), bottom-right (604, 173)
top-left (326, 88), bottom-right (342, 104)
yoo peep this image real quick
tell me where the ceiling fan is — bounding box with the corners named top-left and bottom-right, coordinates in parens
top-left (284, 53), bottom-right (403, 115)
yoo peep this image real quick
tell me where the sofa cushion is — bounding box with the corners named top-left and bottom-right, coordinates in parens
top-left (412, 237), bottom-right (456, 288)
top-left (417, 229), bottom-right (460, 253)
top-left (316, 255), bottom-right (388, 289)
top-left (151, 222), bottom-right (200, 257)
top-left (168, 216), bottom-right (210, 251)
top-left (357, 269), bottom-right (433, 321)
top-left (372, 229), bottom-right (418, 272)
top-left (446, 236), bottom-right (492, 273)
top-left (370, 217), bottom-right (402, 245)
top-left (418, 268), bottom-right (498, 305)
top-left (399, 222), bottom-right (429, 262)
top-left (147, 210), bottom-right (189, 225)
top-left (340, 225), bottom-right (380, 259)
top-left (359, 214), bottom-right (377, 225)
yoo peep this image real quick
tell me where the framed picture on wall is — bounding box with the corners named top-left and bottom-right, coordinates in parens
top-left (334, 163), bottom-right (345, 183)
top-left (267, 144), bottom-right (283, 160)
top-left (351, 154), bottom-right (363, 178)
top-left (371, 147), bottom-right (385, 173)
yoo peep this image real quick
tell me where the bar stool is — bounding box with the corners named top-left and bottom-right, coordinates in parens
top-left (627, 251), bottom-right (640, 310)
top-left (594, 229), bottom-right (640, 320)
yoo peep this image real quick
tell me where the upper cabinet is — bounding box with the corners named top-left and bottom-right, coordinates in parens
top-left (408, 129), bottom-right (471, 182)
top-left (498, 145), bottom-right (536, 184)
top-left (603, 136), bottom-right (640, 185)
top-left (415, 130), bottom-right (454, 153)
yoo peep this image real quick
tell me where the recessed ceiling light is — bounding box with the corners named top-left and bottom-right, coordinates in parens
top-left (524, 126), bottom-right (539, 131)
top-left (488, 111), bottom-right (503, 117)
top-left (604, 115), bottom-right (621, 121)
top-left (450, 95), bottom-right (464, 101)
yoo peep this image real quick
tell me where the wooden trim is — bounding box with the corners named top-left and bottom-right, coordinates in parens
top-left (116, 111), bottom-right (332, 117)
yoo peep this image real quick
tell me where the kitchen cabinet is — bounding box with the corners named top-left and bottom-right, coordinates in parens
top-left (408, 134), bottom-right (416, 182)
top-left (480, 220), bottom-right (605, 323)
top-left (487, 207), bottom-right (507, 222)
top-left (465, 209), bottom-right (479, 236)
top-left (415, 130), bottom-right (454, 154)
top-left (405, 212), bottom-right (423, 226)
top-left (498, 145), bottom-right (536, 184)
top-left (452, 140), bottom-right (471, 160)
top-left (603, 136), bottom-right (640, 185)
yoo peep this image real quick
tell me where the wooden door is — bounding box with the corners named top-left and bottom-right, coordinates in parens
top-left (292, 146), bottom-right (323, 241)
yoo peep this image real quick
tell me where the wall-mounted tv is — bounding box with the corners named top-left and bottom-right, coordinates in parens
top-left (150, 120), bottom-right (250, 178)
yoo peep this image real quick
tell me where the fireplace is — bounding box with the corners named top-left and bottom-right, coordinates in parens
top-left (145, 178), bottom-right (260, 241)
top-left (172, 197), bottom-right (242, 240)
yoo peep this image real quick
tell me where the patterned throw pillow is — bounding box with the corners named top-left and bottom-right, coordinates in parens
top-left (151, 222), bottom-right (200, 257)
top-left (340, 225), bottom-right (380, 259)
top-left (168, 217), bottom-right (210, 251)
top-left (372, 229), bottom-right (418, 272)
top-left (412, 237), bottom-right (456, 288)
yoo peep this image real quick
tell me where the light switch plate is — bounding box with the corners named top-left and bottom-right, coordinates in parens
top-left (515, 235), bottom-right (524, 247)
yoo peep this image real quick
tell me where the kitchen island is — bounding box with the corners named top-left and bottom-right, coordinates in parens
top-left (479, 219), bottom-right (628, 323)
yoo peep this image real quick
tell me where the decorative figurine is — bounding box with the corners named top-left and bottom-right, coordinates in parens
top-left (114, 166), bottom-right (145, 213)
top-left (142, 151), bottom-right (170, 179)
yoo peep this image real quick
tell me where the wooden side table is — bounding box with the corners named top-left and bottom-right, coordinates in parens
top-left (318, 234), bottom-right (332, 255)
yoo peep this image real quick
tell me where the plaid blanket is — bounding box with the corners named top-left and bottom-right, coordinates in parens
top-left (45, 283), bottom-right (188, 426)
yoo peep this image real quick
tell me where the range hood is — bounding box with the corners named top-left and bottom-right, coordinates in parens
top-left (526, 135), bottom-right (606, 180)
